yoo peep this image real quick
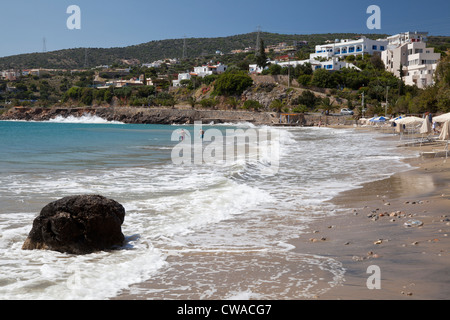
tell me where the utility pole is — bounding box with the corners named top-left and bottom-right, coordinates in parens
top-left (182, 35), bottom-right (187, 59)
top-left (362, 91), bottom-right (365, 117)
top-left (385, 86), bottom-right (389, 117)
top-left (84, 48), bottom-right (88, 69)
top-left (43, 37), bottom-right (47, 53)
top-left (287, 57), bottom-right (291, 88)
top-left (255, 26), bottom-right (261, 54)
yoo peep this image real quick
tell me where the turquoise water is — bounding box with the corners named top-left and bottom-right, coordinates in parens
top-left (0, 117), bottom-right (415, 300)
top-left (0, 121), bottom-right (176, 172)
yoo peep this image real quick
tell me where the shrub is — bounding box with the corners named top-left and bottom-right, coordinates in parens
top-left (242, 99), bottom-right (263, 111)
top-left (199, 97), bottom-right (218, 109)
top-left (213, 71), bottom-right (253, 96)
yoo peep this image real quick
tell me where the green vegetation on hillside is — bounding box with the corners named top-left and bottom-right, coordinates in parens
top-left (0, 32), bottom-right (393, 70)
top-left (1, 32), bottom-right (449, 115)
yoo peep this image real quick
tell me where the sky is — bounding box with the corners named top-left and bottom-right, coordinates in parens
top-left (0, 0), bottom-right (449, 58)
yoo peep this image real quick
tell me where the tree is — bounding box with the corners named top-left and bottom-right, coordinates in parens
top-left (199, 97), bottom-right (218, 109)
top-left (255, 39), bottom-right (268, 70)
top-left (243, 99), bottom-right (263, 111)
top-left (263, 63), bottom-right (282, 75)
top-left (293, 90), bottom-right (319, 110)
top-left (269, 99), bottom-right (285, 113)
top-left (80, 87), bottom-right (94, 105)
top-left (311, 69), bottom-right (337, 88)
top-left (370, 55), bottom-right (385, 70)
top-left (63, 87), bottom-right (81, 102)
top-left (187, 96), bottom-right (197, 109)
top-left (412, 86), bottom-right (438, 113)
top-left (137, 85), bottom-right (155, 98)
top-left (226, 96), bottom-right (239, 110)
top-left (104, 89), bottom-right (113, 104)
top-left (298, 74), bottom-right (312, 86)
top-left (213, 71), bottom-right (253, 96)
top-left (435, 54), bottom-right (450, 112)
top-left (320, 97), bottom-right (335, 114)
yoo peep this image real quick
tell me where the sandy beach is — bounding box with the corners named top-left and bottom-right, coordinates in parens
top-left (293, 136), bottom-right (450, 300)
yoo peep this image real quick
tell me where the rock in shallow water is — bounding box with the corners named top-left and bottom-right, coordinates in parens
top-left (22, 195), bottom-right (125, 255)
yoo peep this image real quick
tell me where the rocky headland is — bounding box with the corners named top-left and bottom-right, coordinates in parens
top-left (0, 106), bottom-right (356, 127)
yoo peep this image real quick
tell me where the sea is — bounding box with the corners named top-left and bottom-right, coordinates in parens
top-left (0, 115), bottom-right (416, 300)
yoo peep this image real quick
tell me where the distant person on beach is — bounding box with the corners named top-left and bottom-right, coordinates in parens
top-left (200, 129), bottom-right (205, 140)
top-left (180, 129), bottom-right (186, 141)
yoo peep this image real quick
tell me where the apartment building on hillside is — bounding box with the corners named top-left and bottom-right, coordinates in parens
top-left (381, 32), bottom-right (441, 88)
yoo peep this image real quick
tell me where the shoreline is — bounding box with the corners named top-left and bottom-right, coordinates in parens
top-left (0, 106), bottom-right (357, 127)
top-left (293, 140), bottom-right (450, 300)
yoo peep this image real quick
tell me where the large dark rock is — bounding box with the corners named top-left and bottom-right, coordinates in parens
top-left (22, 195), bottom-right (126, 254)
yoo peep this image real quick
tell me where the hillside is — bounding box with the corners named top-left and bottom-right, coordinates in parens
top-left (0, 32), bottom-right (392, 70)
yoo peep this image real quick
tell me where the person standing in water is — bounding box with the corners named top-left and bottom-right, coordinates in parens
top-left (200, 129), bottom-right (205, 140)
top-left (180, 129), bottom-right (186, 141)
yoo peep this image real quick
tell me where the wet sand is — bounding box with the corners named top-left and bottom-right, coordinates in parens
top-left (294, 140), bottom-right (450, 300)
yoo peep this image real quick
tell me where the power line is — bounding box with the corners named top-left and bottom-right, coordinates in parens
top-left (255, 26), bottom-right (261, 54)
top-left (182, 35), bottom-right (187, 59)
top-left (84, 48), bottom-right (88, 69)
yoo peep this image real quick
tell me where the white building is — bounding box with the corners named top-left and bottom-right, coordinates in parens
top-left (172, 73), bottom-right (192, 87)
top-left (249, 64), bottom-right (267, 74)
top-left (192, 63), bottom-right (227, 77)
top-left (381, 32), bottom-right (441, 88)
top-left (1, 70), bottom-right (21, 81)
top-left (279, 58), bottom-right (360, 72)
top-left (310, 36), bottom-right (388, 60)
top-left (250, 58), bottom-right (360, 74)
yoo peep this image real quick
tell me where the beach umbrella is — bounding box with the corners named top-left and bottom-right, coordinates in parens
top-left (369, 116), bottom-right (386, 123)
top-left (390, 116), bottom-right (403, 122)
top-left (433, 113), bottom-right (450, 123)
top-left (438, 121), bottom-right (450, 160)
top-left (420, 118), bottom-right (432, 134)
top-left (395, 116), bottom-right (423, 140)
top-left (395, 116), bottom-right (423, 125)
top-left (439, 121), bottom-right (450, 141)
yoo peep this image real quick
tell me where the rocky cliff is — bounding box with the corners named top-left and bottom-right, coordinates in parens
top-left (0, 106), bottom-right (280, 125)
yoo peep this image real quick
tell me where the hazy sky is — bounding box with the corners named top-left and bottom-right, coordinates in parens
top-left (0, 0), bottom-right (449, 57)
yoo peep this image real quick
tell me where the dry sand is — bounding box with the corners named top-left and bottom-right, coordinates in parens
top-left (294, 139), bottom-right (450, 300)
